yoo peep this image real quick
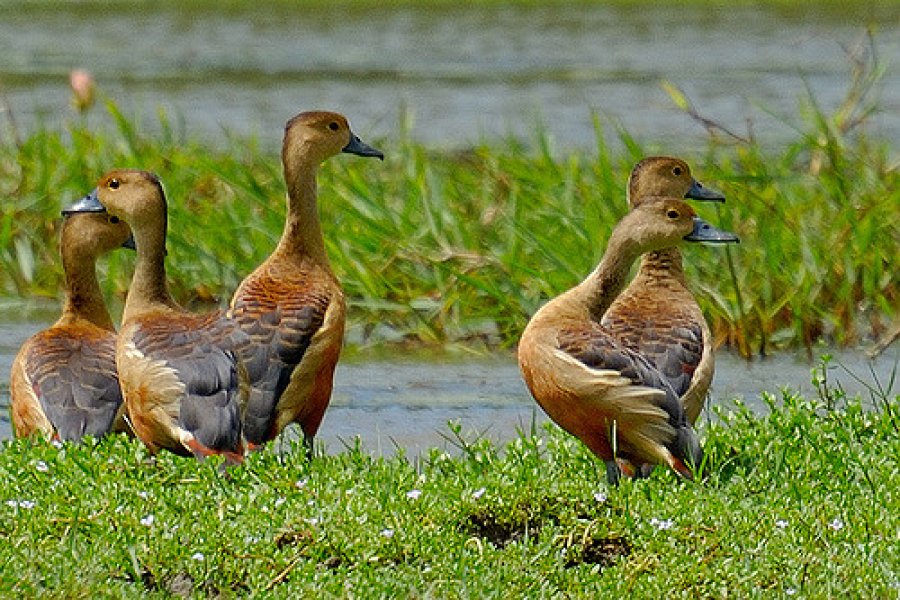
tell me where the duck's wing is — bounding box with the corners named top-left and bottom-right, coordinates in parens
top-left (558, 325), bottom-right (687, 427)
top-left (126, 313), bottom-right (243, 458)
top-left (553, 324), bottom-right (700, 476)
top-left (228, 270), bottom-right (334, 445)
top-left (15, 326), bottom-right (122, 441)
top-left (601, 312), bottom-right (704, 399)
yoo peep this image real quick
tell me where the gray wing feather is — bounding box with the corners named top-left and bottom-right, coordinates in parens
top-left (26, 335), bottom-right (122, 440)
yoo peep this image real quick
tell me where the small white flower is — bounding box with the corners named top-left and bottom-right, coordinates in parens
top-left (406, 489), bottom-right (422, 500)
top-left (294, 479), bottom-right (308, 489)
top-left (380, 528), bottom-right (395, 538)
top-left (593, 491), bottom-right (607, 503)
top-left (775, 519), bottom-right (789, 529)
top-left (191, 552), bottom-right (205, 561)
top-left (274, 498), bottom-right (286, 508)
top-left (785, 588), bottom-right (797, 596)
top-left (649, 518), bottom-right (674, 530)
top-left (51, 440), bottom-right (64, 449)
top-left (6, 499), bottom-right (35, 509)
top-left (472, 487), bottom-right (486, 500)
top-left (304, 517), bottom-right (319, 526)
top-left (137, 491), bottom-right (149, 500)
top-left (828, 518), bottom-right (844, 531)
top-left (140, 514), bottom-right (155, 527)
top-left (34, 461), bottom-right (49, 473)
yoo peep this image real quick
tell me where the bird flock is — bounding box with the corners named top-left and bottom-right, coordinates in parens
top-left (9, 110), bottom-right (739, 484)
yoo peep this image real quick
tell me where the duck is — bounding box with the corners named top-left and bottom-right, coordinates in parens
top-left (9, 210), bottom-right (133, 441)
top-left (601, 157), bottom-right (734, 426)
top-left (64, 169), bottom-right (246, 463)
top-left (228, 111), bottom-right (383, 454)
top-left (517, 196), bottom-right (739, 484)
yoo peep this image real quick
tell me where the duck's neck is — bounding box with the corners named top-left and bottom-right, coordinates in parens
top-left (570, 234), bottom-right (643, 322)
top-left (276, 160), bottom-right (328, 264)
top-left (123, 222), bottom-right (178, 322)
top-left (57, 252), bottom-right (114, 331)
top-left (637, 248), bottom-right (686, 284)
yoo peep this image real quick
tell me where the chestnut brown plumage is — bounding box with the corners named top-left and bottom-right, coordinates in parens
top-left (228, 111), bottom-right (383, 454)
top-left (10, 211), bottom-right (132, 441)
top-left (602, 157), bottom-right (733, 425)
top-left (518, 197), bottom-right (738, 484)
top-left (65, 170), bottom-right (246, 463)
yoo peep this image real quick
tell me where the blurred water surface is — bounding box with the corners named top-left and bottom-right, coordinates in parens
top-left (0, 1), bottom-right (897, 149)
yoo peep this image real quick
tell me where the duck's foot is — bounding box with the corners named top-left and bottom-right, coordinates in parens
top-left (183, 437), bottom-right (245, 467)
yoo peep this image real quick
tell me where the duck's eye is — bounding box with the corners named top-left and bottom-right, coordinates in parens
top-left (328, 122), bottom-right (340, 131)
top-left (667, 209), bottom-right (680, 219)
top-left (672, 167), bottom-right (682, 176)
top-left (109, 216), bottom-right (120, 224)
top-left (109, 178), bottom-right (120, 190)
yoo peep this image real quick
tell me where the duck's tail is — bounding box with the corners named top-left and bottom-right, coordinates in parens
top-left (670, 424), bottom-right (703, 480)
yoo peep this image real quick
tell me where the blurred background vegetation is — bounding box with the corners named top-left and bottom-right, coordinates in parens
top-left (0, 2), bottom-right (896, 357)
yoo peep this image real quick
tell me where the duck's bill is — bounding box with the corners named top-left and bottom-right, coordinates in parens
top-left (61, 188), bottom-right (105, 215)
top-left (685, 179), bottom-right (725, 202)
top-left (343, 132), bottom-right (384, 160)
top-left (684, 217), bottom-right (740, 243)
top-left (122, 235), bottom-right (137, 251)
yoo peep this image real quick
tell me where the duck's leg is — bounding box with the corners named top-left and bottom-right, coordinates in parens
top-left (303, 431), bottom-right (315, 461)
top-left (605, 460), bottom-right (621, 486)
top-left (637, 463), bottom-right (656, 478)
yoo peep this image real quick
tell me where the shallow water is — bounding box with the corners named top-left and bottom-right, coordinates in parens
top-left (0, 2), bottom-right (897, 150)
top-left (1, 320), bottom-right (896, 456)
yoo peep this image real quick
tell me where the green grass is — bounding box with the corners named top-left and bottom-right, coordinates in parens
top-left (0, 363), bottom-right (897, 597)
top-left (1, 46), bottom-right (897, 355)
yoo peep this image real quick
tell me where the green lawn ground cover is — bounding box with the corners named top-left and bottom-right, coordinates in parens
top-left (0, 362), bottom-right (897, 597)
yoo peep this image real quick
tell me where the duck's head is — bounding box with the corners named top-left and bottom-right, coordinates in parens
top-left (283, 111), bottom-right (383, 167)
top-left (58, 210), bottom-right (133, 260)
top-left (614, 196), bottom-right (738, 254)
top-left (627, 156), bottom-right (724, 207)
top-left (65, 169), bottom-right (166, 231)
